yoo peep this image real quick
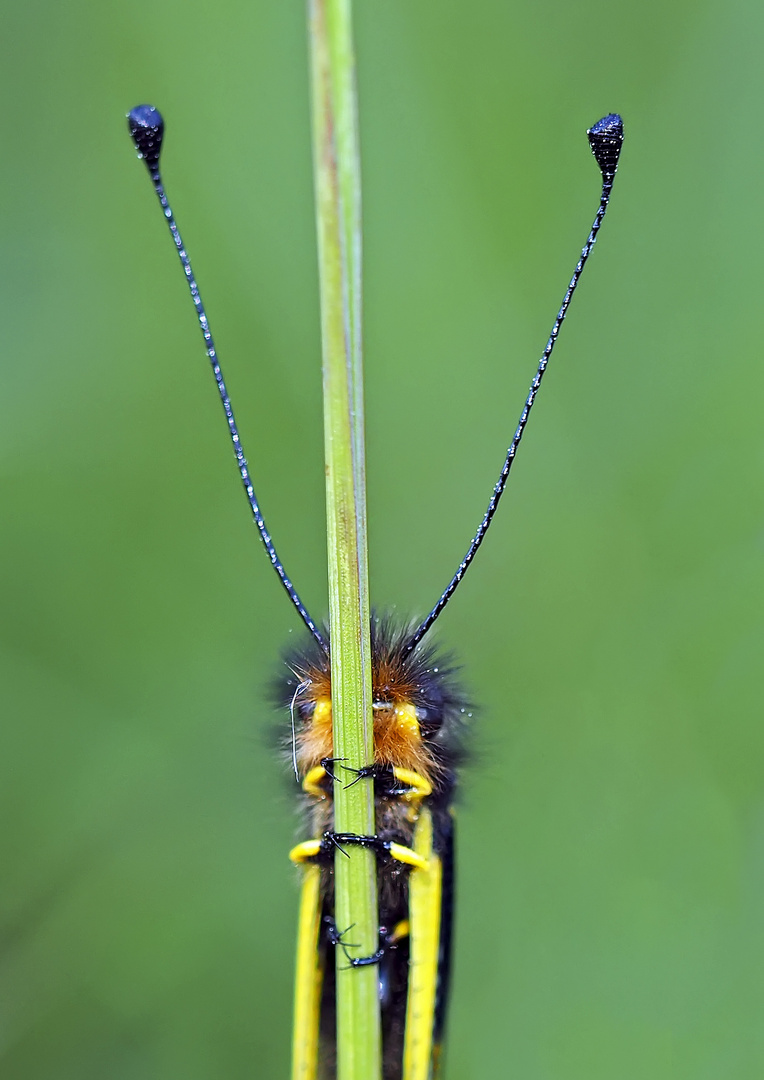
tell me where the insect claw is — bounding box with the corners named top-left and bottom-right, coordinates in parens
top-left (319, 757), bottom-right (349, 783)
top-left (325, 833), bottom-right (351, 858)
top-left (341, 763), bottom-right (377, 789)
top-left (325, 917), bottom-right (386, 967)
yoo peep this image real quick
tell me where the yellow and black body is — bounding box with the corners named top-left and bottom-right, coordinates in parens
top-left (127, 103), bottom-right (624, 1080)
top-left (282, 616), bottom-right (468, 1080)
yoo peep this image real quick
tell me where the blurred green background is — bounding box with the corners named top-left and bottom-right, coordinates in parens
top-left (2, 1), bottom-right (763, 1077)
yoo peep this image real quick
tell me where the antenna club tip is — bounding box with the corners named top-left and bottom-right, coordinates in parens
top-left (127, 104), bottom-right (164, 174)
top-left (587, 112), bottom-right (624, 180)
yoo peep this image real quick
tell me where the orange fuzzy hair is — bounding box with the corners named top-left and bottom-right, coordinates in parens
top-left (275, 613), bottom-right (470, 800)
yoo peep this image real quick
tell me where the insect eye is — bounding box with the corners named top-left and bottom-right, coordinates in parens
top-left (297, 702), bottom-right (315, 724)
top-left (415, 708), bottom-right (440, 739)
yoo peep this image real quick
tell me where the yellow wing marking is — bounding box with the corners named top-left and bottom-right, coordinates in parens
top-left (291, 864), bottom-right (324, 1080)
top-left (403, 806), bottom-right (442, 1080)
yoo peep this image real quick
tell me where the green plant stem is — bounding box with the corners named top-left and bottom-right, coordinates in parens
top-left (307, 2), bottom-right (381, 1079)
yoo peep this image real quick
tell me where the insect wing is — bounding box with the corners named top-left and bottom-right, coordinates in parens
top-left (292, 864), bottom-right (325, 1080)
top-left (403, 806), bottom-right (453, 1080)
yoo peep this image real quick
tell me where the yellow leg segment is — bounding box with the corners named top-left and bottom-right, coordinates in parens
top-left (290, 837), bottom-right (428, 871)
top-left (302, 765), bottom-right (328, 798)
top-left (289, 839), bottom-right (324, 863)
top-left (393, 767), bottom-right (433, 800)
top-left (389, 842), bottom-right (428, 870)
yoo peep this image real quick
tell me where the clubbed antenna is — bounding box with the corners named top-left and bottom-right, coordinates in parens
top-left (406, 113), bottom-right (625, 654)
top-left (127, 104), bottom-right (327, 653)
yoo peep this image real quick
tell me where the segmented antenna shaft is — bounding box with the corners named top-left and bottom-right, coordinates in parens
top-left (127, 105), bottom-right (327, 653)
top-left (406, 114), bottom-right (624, 654)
